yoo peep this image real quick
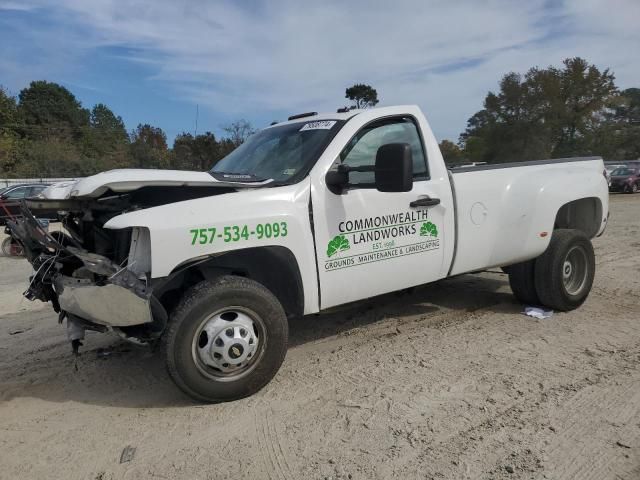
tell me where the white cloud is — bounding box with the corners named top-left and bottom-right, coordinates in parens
top-left (0, 1), bottom-right (37, 11)
top-left (3, 0), bottom-right (640, 140)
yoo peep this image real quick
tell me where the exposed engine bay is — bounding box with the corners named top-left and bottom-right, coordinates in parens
top-left (7, 185), bottom-right (234, 353)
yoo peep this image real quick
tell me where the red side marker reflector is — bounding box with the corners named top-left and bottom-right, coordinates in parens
top-left (540, 232), bottom-right (548, 238)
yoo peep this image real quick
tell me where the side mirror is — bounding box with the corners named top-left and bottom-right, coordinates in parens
top-left (325, 169), bottom-right (349, 193)
top-left (325, 142), bottom-right (414, 194)
top-left (375, 143), bottom-right (413, 192)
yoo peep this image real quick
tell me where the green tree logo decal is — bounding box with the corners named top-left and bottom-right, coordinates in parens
top-left (420, 221), bottom-right (438, 237)
top-left (326, 234), bottom-right (350, 258)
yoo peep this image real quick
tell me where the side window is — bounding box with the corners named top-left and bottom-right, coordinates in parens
top-left (340, 117), bottom-right (428, 186)
top-left (4, 187), bottom-right (28, 199)
top-left (29, 185), bottom-right (46, 196)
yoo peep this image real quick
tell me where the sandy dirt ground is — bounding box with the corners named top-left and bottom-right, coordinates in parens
top-left (1, 194), bottom-right (639, 480)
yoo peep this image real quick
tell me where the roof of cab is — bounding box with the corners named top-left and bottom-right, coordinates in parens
top-left (266, 105), bottom-right (421, 129)
top-left (265, 109), bottom-right (363, 128)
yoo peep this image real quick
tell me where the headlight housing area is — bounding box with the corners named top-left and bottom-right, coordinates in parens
top-left (128, 227), bottom-right (152, 276)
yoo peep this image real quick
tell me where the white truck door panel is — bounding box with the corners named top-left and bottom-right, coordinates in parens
top-left (313, 186), bottom-right (450, 308)
top-left (310, 113), bottom-right (451, 309)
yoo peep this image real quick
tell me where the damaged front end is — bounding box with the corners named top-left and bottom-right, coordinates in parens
top-left (6, 190), bottom-right (180, 352)
top-left (5, 170), bottom-right (250, 355)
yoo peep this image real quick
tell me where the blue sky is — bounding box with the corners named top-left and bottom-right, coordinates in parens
top-left (1, 0), bottom-right (638, 144)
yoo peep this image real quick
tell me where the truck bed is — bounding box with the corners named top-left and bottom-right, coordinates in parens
top-left (449, 156), bottom-right (602, 173)
top-left (447, 156), bottom-right (608, 276)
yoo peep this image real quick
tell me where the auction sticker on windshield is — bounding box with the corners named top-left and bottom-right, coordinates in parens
top-left (324, 210), bottom-right (440, 271)
top-left (299, 121), bottom-right (336, 131)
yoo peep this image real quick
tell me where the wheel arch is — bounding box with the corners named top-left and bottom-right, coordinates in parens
top-left (554, 197), bottom-right (603, 239)
top-left (155, 246), bottom-right (305, 320)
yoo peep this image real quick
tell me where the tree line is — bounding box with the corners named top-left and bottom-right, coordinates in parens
top-left (3, 60), bottom-right (634, 177)
top-left (439, 57), bottom-right (640, 164)
top-left (0, 81), bottom-right (254, 178)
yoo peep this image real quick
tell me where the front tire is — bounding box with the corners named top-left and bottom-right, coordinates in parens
top-left (534, 229), bottom-right (595, 311)
top-left (164, 276), bottom-right (288, 402)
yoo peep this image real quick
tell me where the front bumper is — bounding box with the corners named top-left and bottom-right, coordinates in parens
top-left (54, 276), bottom-right (153, 327)
top-left (609, 183), bottom-right (628, 192)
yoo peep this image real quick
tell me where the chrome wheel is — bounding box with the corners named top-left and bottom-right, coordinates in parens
top-left (1, 237), bottom-right (23, 257)
top-left (562, 245), bottom-right (589, 296)
top-left (166, 276), bottom-right (288, 402)
top-left (192, 307), bottom-right (266, 381)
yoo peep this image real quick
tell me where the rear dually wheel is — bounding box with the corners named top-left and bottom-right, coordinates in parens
top-left (507, 259), bottom-right (540, 305)
top-left (534, 229), bottom-right (595, 311)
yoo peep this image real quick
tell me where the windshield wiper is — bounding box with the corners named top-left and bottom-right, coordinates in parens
top-left (209, 172), bottom-right (269, 183)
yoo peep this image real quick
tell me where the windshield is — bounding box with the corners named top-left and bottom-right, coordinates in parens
top-left (210, 120), bottom-right (344, 183)
top-left (612, 168), bottom-right (635, 176)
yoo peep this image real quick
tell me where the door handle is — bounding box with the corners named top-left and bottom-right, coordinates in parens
top-left (409, 196), bottom-right (440, 208)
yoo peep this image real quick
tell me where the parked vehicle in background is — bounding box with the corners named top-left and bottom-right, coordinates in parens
top-left (0, 183), bottom-right (52, 225)
top-left (604, 163), bottom-right (626, 184)
top-left (0, 183), bottom-right (49, 198)
top-left (608, 166), bottom-right (640, 193)
top-left (7, 105), bottom-right (609, 402)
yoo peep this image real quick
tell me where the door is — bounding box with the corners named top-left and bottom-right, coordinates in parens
top-left (311, 116), bottom-right (449, 309)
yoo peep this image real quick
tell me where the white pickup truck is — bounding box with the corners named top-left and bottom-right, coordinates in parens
top-left (10, 105), bottom-right (609, 402)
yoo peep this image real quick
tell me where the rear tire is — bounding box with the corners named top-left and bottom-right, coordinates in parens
top-left (164, 275), bottom-right (288, 403)
top-left (534, 229), bottom-right (595, 311)
top-left (508, 260), bottom-right (540, 305)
